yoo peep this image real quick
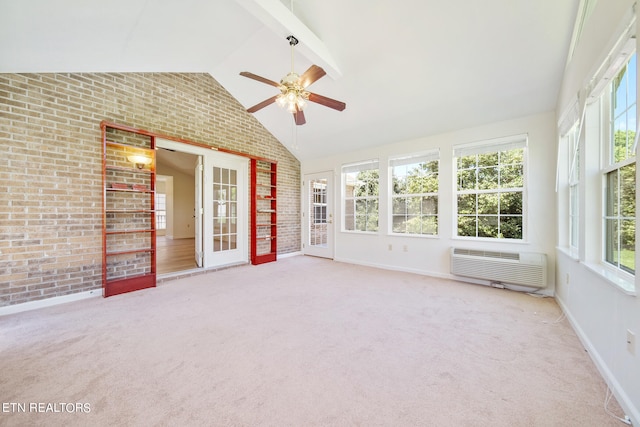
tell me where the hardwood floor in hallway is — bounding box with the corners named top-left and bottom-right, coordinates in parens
top-left (156, 236), bottom-right (198, 274)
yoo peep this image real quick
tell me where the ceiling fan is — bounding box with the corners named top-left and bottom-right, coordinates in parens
top-left (240, 35), bottom-right (346, 126)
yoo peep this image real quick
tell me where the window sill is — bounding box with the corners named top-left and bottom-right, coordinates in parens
top-left (341, 230), bottom-right (379, 235)
top-left (556, 246), bottom-right (579, 261)
top-left (451, 236), bottom-right (528, 244)
top-left (583, 262), bottom-right (636, 296)
top-left (389, 232), bottom-right (439, 239)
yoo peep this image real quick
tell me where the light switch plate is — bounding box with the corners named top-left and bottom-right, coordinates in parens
top-left (627, 330), bottom-right (636, 356)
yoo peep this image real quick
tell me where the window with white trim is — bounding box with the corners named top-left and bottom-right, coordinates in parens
top-left (603, 52), bottom-right (636, 275)
top-left (454, 136), bottom-right (527, 239)
top-left (155, 192), bottom-right (167, 230)
top-left (342, 160), bottom-right (379, 232)
top-left (390, 150), bottom-right (439, 235)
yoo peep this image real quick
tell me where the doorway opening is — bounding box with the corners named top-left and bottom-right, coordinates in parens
top-left (156, 149), bottom-right (199, 274)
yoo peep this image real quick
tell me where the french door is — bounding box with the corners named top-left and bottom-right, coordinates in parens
top-left (303, 172), bottom-right (334, 258)
top-left (210, 155), bottom-right (247, 266)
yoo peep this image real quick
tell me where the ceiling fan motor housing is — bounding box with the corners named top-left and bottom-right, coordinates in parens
top-left (280, 72), bottom-right (300, 86)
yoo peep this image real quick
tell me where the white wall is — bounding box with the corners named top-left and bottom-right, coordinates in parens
top-left (302, 111), bottom-right (557, 293)
top-left (301, 2), bottom-right (640, 420)
top-left (555, 0), bottom-right (639, 423)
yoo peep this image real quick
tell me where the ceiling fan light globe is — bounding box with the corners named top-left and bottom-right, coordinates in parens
top-left (286, 103), bottom-right (297, 113)
top-left (286, 91), bottom-right (297, 103)
top-left (276, 94), bottom-right (287, 107)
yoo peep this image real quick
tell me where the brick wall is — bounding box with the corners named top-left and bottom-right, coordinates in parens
top-left (0, 73), bottom-right (301, 306)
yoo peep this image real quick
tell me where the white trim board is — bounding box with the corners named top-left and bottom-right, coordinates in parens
top-left (0, 289), bottom-right (101, 317)
top-left (278, 251), bottom-right (302, 259)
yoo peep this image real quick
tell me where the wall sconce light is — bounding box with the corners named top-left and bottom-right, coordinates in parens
top-left (127, 154), bottom-right (152, 169)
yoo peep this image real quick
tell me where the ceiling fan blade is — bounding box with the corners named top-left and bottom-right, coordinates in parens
top-left (293, 106), bottom-right (306, 126)
top-left (239, 71), bottom-right (281, 88)
top-left (247, 95), bottom-right (278, 113)
top-left (299, 65), bottom-right (326, 88)
top-left (308, 92), bottom-right (346, 111)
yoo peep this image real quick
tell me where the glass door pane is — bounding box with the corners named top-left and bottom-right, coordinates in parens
top-left (309, 178), bottom-right (328, 248)
top-left (213, 166), bottom-right (238, 252)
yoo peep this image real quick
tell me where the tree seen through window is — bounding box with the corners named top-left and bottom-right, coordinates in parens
top-left (455, 142), bottom-right (525, 239)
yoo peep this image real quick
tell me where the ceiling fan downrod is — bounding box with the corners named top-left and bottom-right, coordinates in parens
top-left (286, 35), bottom-right (298, 74)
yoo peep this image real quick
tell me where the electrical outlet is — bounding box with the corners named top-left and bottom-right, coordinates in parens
top-left (403, 245), bottom-right (408, 252)
top-left (566, 273), bottom-right (570, 284)
top-left (627, 330), bottom-right (636, 356)
top-left (388, 244), bottom-right (392, 251)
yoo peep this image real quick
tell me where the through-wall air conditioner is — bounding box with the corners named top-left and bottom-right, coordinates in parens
top-left (450, 248), bottom-right (547, 289)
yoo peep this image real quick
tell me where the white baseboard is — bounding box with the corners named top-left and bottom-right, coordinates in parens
top-left (279, 251), bottom-right (302, 259)
top-left (333, 256), bottom-right (450, 279)
top-left (555, 295), bottom-right (639, 426)
top-left (0, 289), bottom-right (102, 316)
top-left (333, 256), bottom-right (554, 296)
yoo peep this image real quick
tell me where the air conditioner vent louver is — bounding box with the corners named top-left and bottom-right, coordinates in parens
top-left (451, 247), bottom-right (547, 289)
top-left (452, 248), bottom-right (520, 261)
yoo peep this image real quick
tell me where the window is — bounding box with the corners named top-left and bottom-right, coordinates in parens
top-left (567, 123), bottom-right (580, 251)
top-left (155, 192), bottom-right (166, 230)
top-left (343, 160), bottom-right (379, 232)
top-left (454, 135), bottom-right (527, 239)
top-left (390, 150), bottom-right (439, 235)
top-left (312, 181), bottom-right (327, 224)
top-left (603, 52), bottom-right (636, 275)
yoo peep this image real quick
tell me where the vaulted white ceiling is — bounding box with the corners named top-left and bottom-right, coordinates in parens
top-left (0, 0), bottom-right (579, 161)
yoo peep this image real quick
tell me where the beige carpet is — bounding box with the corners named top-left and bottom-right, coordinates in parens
top-left (0, 256), bottom-right (624, 426)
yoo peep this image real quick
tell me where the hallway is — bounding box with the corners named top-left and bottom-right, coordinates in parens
top-left (156, 236), bottom-right (197, 274)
